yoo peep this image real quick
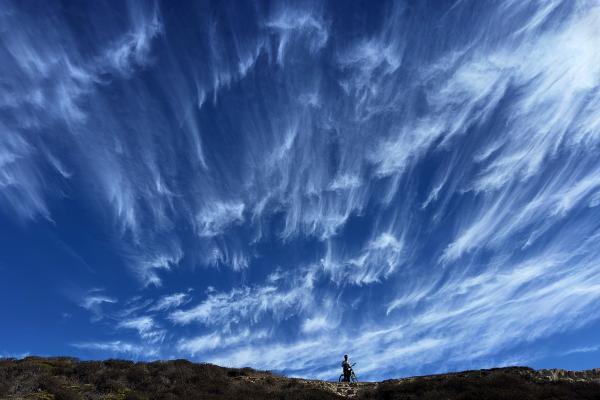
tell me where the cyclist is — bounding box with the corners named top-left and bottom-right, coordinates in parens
top-left (341, 354), bottom-right (352, 382)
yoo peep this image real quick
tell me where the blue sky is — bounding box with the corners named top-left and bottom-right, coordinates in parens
top-left (2, 0), bottom-right (600, 381)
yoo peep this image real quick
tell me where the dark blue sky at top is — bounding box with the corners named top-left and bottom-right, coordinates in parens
top-left (2, 0), bottom-right (600, 380)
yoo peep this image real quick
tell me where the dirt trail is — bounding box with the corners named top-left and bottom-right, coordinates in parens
top-left (237, 375), bottom-right (377, 398)
top-left (238, 367), bottom-right (600, 398)
top-left (299, 380), bottom-right (377, 398)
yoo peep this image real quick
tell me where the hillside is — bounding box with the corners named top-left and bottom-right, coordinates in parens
top-left (1, 357), bottom-right (600, 399)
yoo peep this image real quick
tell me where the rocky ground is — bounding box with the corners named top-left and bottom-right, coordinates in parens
top-left (1, 357), bottom-right (600, 399)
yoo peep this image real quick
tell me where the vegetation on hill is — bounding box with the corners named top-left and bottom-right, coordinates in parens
top-left (1, 357), bottom-right (600, 399)
top-left (0, 357), bottom-right (336, 400)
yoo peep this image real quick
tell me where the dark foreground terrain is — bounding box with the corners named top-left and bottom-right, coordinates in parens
top-left (1, 357), bottom-right (600, 400)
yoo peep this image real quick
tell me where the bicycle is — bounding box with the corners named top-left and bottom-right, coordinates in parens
top-left (338, 363), bottom-right (358, 383)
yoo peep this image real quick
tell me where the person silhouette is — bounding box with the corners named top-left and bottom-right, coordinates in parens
top-left (341, 354), bottom-right (351, 382)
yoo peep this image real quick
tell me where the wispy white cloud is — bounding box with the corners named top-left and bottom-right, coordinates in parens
top-left (195, 201), bottom-right (245, 238)
top-left (559, 345), bottom-right (600, 356)
top-left (0, 0), bottom-right (176, 283)
top-left (329, 174), bottom-right (362, 191)
top-left (72, 341), bottom-right (158, 357)
top-left (79, 290), bottom-right (117, 321)
top-left (132, 246), bottom-right (184, 287)
top-left (169, 269), bottom-right (316, 327)
top-left (0, 127), bottom-right (50, 220)
top-left (301, 315), bottom-right (330, 334)
top-left (149, 292), bottom-right (191, 312)
top-left (177, 329), bottom-right (269, 356)
top-left (117, 316), bottom-right (166, 344)
top-left (266, 5), bottom-right (328, 65)
top-left (322, 232), bottom-right (405, 285)
top-left (103, 2), bottom-right (162, 75)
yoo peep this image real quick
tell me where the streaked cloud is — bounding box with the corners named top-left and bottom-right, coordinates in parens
top-left (117, 316), bottom-right (165, 344)
top-left (169, 269), bottom-right (316, 327)
top-left (79, 290), bottom-right (117, 321)
top-left (195, 201), bottom-right (245, 238)
top-left (177, 329), bottom-right (269, 356)
top-left (72, 341), bottom-right (158, 357)
top-left (149, 292), bottom-right (191, 312)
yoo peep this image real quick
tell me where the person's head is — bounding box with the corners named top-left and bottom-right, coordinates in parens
top-left (344, 354), bottom-right (348, 360)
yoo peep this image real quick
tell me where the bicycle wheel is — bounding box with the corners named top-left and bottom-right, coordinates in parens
top-left (350, 373), bottom-right (358, 383)
top-left (338, 374), bottom-right (345, 382)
